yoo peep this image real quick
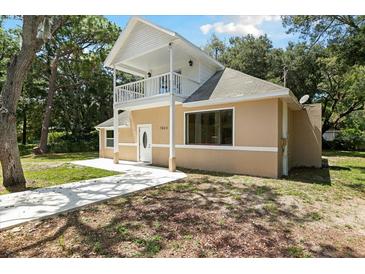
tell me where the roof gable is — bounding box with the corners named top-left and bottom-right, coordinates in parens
top-left (104, 17), bottom-right (224, 72)
top-left (111, 20), bottom-right (176, 66)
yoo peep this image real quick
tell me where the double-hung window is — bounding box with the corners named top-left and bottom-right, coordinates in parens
top-left (105, 130), bottom-right (114, 148)
top-left (185, 109), bottom-right (233, 145)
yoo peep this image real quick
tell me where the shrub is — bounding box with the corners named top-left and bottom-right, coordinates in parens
top-left (332, 128), bottom-right (365, 151)
top-left (48, 131), bottom-right (67, 144)
top-left (47, 130), bottom-right (99, 153)
top-left (18, 144), bottom-right (37, 156)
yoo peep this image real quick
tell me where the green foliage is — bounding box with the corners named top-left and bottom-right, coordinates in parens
top-left (115, 224), bottom-right (129, 236)
top-left (134, 235), bottom-right (162, 257)
top-left (318, 57), bottom-right (365, 132)
top-left (47, 131), bottom-right (99, 153)
top-left (93, 241), bottom-right (102, 254)
top-left (203, 33), bottom-right (226, 61)
top-left (285, 246), bottom-right (311, 258)
top-left (203, 18), bottom-right (365, 133)
top-left (1, 16), bottom-right (122, 147)
top-left (222, 34), bottom-right (273, 79)
top-left (283, 43), bottom-right (325, 99)
top-left (0, 19), bottom-right (20, 90)
top-left (282, 16), bottom-right (365, 66)
top-left (18, 144), bottom-right (36, 156)
top-left (332, 128), bottom-right (365, 150)
top-left (304, 211), bottom-right (322, 221)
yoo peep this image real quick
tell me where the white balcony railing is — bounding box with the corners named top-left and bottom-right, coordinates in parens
top-left (114, 72), bottom-right (200, 104)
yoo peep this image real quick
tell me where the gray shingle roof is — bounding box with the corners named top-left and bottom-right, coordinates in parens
top-left (96, 111), bottom-right (130, 128)
top-left (184, 67), bottom-right (286, 103)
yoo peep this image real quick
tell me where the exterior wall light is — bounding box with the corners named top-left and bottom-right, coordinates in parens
top-left (188, 59), bottom-right (193, 67)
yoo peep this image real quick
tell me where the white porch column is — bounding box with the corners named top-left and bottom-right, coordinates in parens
top-left (113, 67), bottom-right (119, 164)
top-left (168, 43), bottom-right (176, 172)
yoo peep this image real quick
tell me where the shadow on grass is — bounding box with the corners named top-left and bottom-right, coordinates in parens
top-left (287, 159), bottom-right (331, 186)
top-left (345, 183), bottom-right (365, 194)
top-left (323, 150), bottom-right (365, 159)
top-left (347, 166), bottom-right (365, 173)
top-left (23, 152), bottom-right (98, 161)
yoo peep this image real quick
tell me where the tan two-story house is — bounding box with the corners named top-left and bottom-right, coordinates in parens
top-left (96, 16), bottom-right (322, 178)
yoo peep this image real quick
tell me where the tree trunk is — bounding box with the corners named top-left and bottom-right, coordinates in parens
top-left (0, 16), bottom-right (45, 190)
top-left (37, 58), bottom-right (58, 154)
top-left (0, 119), bottom-right (26, 190)
top-left (22, 110), bottom-right (27, 145)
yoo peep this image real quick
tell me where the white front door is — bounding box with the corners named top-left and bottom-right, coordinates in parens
top-left (138, 125), bottom-right (152, 163)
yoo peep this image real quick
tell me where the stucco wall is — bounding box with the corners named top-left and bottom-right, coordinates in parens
top-left (99, 129), bottom-right (114, 158)
top-left (152, 147), bottom-right (279, 178)
top-left (99, 98), bottom-right (281, 178)
top-left (290, 104), bottom-right (322, 168)
top-left (99, 100), bottom-right (322, 176)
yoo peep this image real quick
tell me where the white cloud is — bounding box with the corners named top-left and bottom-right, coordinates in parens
top-left (200, 16), bottom-right (281, 37)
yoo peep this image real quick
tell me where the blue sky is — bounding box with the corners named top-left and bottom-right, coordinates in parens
top-left (106, 16), bottom-right (299, 48)
top-left (3, 15), bottom-right (299, 48)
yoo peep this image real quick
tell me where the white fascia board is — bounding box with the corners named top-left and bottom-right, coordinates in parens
top-left (104, 17), bottom-right (137, 68)
top-left (136, 16), bottom-right (176, 37)
top-left (114, 62), bottom-right (147, 77)
top-left (183, 89), bottom-right (290, 108)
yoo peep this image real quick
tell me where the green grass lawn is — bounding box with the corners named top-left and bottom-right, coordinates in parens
top-left (0, 152), bottom-right (120, 195)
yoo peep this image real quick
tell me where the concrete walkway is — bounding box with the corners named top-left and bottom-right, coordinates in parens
top-left (0, 158), bottom-right (186, 231)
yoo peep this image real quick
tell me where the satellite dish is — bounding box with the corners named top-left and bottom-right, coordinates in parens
top-left (299, 94), bottom-right (310, 104)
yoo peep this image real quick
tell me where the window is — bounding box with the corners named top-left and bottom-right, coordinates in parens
top-left (185, 109), bottom-right (233, 145)
top-left (106, 130), bottom-right (114, 148)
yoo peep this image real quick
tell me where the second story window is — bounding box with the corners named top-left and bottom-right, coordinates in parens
top-left (185, 109), bottom-right (233, 146)
top-left (106, 130), bottom-right (114, 148)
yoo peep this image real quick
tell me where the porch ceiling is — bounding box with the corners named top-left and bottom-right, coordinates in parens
top-left (118, 42), bottom-right (195, 76)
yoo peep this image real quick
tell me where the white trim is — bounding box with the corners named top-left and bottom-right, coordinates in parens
top-left (113, 62), bottom-right (147, 77)
top-left (105, 129), bottom-right (114, 148)
top-left (183, 89), bottom-right (290, 108)
top-left (118, 143), bottom-right (137, 146)
top-left (137, 124), bottom-right (152, 164)
top-left (113, 92), bottom-right (186, 111)
top-left (183, 107), bottom-right (235, 146)
top-left (95, 125), bottom-right (129, 130)
top-left (152, 144), bottom-right (170, 148)
top-left (151, 144), bottom-right (278, 152)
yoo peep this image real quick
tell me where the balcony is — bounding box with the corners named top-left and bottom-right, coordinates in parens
top-left (114, 72), bottom-right (200, 105)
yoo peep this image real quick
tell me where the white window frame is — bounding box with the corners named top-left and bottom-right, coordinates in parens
top-left (105, 129), bottom-right (114, 148)
top-left (183, 107), bottom-right (235, 146)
